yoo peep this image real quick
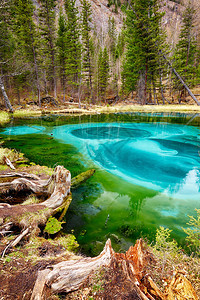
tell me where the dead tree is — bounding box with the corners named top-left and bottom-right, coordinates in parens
top-left (31, 239), bottom-right (198, 300)
top-left (0, 167), bottom-right (95, 251)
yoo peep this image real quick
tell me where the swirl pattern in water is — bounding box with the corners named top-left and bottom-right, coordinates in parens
top-left (2, 122), bottom-right (200, 199)
top-left (49, 122), bottom-right (200, 199)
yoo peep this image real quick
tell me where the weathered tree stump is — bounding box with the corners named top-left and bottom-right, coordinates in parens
top-left (0, 167), bottom-right (95, 255)
top-left (31, 239), bottom-right (198, 300)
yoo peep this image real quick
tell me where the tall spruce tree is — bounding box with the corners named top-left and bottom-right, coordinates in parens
top-left (13, 0), bottom-right (41, 105)
top-left (123, 0), bottom-right (166, 104)
top-left (108, 17), bottom-right (116, 60)
top-left (65, 0), bottom-right (81, 96)
top-left (81, 0), bottom-right (94, 102)
top-left (97, 47), bottom-right (109, 100)
top-left (39, 0), bottom-right (57, 99)
top-left (173, 1), bottom-right (197, 100)
top-left (57, 12), bottom-right (67, 101)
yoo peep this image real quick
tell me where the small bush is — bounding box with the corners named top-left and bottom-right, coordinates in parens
top-left (182, 209), bottom-right (200, 254)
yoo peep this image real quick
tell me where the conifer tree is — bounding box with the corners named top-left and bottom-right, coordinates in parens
top-left (81, 0), bottom-right (94, 102)
top-left (65, 0), bottom-right (81, 96)
top-left (123, 0), bottom-right (166, 104)
top-left (108, 17), bottom-right (116, 59)
top-left (57, 12), bottom-right (68, 101)
top-left (115, 29), bottom-right (125, 60)
top-left (173, 1), bottom-right (197, 99)
top-left (13, 0), bottom-right (41, 105)
top-left (39, 0), bottom-right (57, 98)
top-left (97, 47), bottom-right (109, 100)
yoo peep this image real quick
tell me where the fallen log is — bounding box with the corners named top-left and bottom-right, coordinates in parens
top-left (0, 166), bottom-right (71, 255)
top-left (71, 169), bottom-right (95, 189)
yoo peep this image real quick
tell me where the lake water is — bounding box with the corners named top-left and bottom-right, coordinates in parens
top-left (1, 112), bottom-right (200, 255)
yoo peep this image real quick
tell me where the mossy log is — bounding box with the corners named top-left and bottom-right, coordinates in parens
top-left (71, 168), bottom-right (95, 189)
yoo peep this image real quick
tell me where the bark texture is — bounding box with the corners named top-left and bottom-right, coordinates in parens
top-left (31, 239), bottom-right (198, 300)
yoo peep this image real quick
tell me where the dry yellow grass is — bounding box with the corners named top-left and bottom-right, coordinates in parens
top-left (97, 104), bottom-right (200, 114)
top-left (13, 109), bottom-right (42, 118)
top-left (0, 112), bottom-right (11, 125)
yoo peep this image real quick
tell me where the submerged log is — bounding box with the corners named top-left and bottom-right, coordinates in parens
top-left (71, 169), bottom-right (95, 189)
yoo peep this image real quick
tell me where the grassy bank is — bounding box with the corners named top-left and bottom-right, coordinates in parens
top-left (0, 104), bottom-right (199, 126)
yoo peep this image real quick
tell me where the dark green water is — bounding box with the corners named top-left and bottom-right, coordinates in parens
top-left (1, 112), bottom-right (200, 255)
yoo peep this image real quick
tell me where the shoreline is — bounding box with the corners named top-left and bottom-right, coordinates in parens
top-left (0, 104), bottom-right (200, 125)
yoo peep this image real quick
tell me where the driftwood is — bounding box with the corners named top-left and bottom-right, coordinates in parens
top-left (0, 165), bottom-right (71, 220)
top-left (0, 166), bottom-right (95, 256)
top-left (31, 239), bottom-right (114, 300)
top-left (31, 239), bottom-right (198, 300)
top-left (0, 168), bottom-right (96, 230)
top-left (0, 168), bottom-right (95, 196)
top-left (1, 227), bottom-right (30, 258)
top-left (3, 156), bottom-right (15, 170)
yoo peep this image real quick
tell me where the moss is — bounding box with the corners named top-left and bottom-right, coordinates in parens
top-left (44, 217), bottom-right (64, 235)
top-left (55, 234), bottom-right (79, 252)
top-left (0, 147), bottom-right (23, 164)
top-left (22, 195), bottom-right (40, 205)
top-left (0, 165), bottom-right (8, 171)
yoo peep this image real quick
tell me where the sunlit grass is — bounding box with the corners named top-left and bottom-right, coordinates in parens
top-left (97, 104), bottom-right (200, 114)
top-left (0, 111), bottom-right (10, 125)
top-left (13, 109), bottom-right (42, 118)
top-left (0, 147), bottom-right (22, 163)
top-left (0, 104), bottom-right (200, 121)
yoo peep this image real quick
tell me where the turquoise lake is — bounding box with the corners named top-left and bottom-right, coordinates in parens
top-left (1, 112), bottom-right (200, 255)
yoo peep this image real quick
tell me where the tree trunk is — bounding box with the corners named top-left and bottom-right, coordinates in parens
top-left (31, 238), bottom-right (198, 300)
top-left (29, 21), bottom-right (41, 107)
top-left (0, 76), bottom-right (13, 112)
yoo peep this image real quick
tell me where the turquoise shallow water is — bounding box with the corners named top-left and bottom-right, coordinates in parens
top-left (1, 113), bottom-right (200, 254)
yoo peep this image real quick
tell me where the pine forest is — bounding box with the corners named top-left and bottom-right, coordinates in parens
top-left (1, 0), bottom-right (200, 111)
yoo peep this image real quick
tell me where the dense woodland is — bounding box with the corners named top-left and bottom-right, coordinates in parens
top-left (0, 0), bottom-right (200, 111)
